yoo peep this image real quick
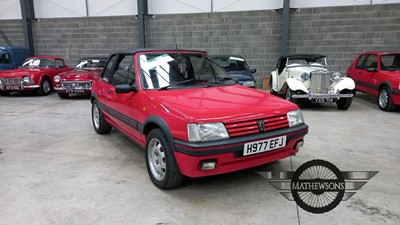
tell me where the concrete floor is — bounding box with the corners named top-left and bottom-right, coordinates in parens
top-left (0, 92), bottom-right (399, 225)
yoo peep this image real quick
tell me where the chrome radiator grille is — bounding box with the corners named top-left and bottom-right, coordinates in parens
top-left (0, 78), bottom-right (22, 85)
top-left (61, 81), bottom-right (91, 89)
top-left (310, 71), bottom-right (330, 94)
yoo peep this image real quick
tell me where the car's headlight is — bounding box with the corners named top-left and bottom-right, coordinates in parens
top-left (22, 76), bottom-right (31, 83)
top-left (187, 123), bottom-right (229, 142)
top-left (301, 72), bottom-right (310, 81)
top-left (287, 109), bottom-right (304, 127)
top-left (331, 72), bottom-right (341, 82)
top-left (54, 75), bottom-right (61, 83)
top-left (243, 81), bottom-right (255, 87)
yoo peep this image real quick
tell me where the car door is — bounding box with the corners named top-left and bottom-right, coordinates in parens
top-left (276, 57), bottom-right (287, 91)
top-left (355, 54), bottom-right (379, 96)
top-left (96, 54), bottom-right (143, 143)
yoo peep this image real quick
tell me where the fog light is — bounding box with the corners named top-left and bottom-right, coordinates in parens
top-left (328, 87), bottom-right (335, 94)
top-left (295, 140), bottom-right (304, 149)
top-left (201, 160), bottom-right (216, 170)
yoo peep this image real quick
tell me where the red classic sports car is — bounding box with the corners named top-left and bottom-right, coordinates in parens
top-left (54, 57), bottom-right (107, 98)
top-left (91, 49), bottom-right (309, 189)
top-left (0, 56), bottom-right (72, 96)
top-left (347, 52), bottom-right (400, 111)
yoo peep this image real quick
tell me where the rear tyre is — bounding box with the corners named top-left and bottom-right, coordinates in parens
top-left (146, 128), bottom-right (184, 189)
top-left (57, 92), bottom-right (69, 99)
top-left (36, 78), bottom-right (52, 96)
top-left (92, 100), bottom-right (112, 134)
top-left (378, 86), bottom-right (396, 111)
top-left (336, 90), bottom-right (353, 110)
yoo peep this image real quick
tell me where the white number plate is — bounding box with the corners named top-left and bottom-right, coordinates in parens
top-left (243, 136), bottom-right (287, 156)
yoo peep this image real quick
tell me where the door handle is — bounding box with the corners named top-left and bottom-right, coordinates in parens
top-left (106, 90), bottom-right (111, 94)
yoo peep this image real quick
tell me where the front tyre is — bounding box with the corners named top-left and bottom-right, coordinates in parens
top-left (37, 78), bottom-right (52, 96)
top-left (92, 100), bottom-right (112, 134)
top-left (336, 90), bottom-right (353, 110)
top-left (378, 86), bottom-right (396, 111)
top-left (146, 129), bottom-right (184, 189)
top-left (285, 87), bottom-right (294, 103)
top-left (0, 90), bottom-right (10, 96)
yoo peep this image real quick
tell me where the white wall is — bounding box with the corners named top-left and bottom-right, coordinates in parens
top-left (88, 0), bottom-right (137, 17)
top-left (212, 0), bottom-right (282, 12)
top-left (148, 0), bottom-right (211, 14)
top-left (0, 0), bottom-right (22, 19)
top-left (1, 0), bottom-right (400, 20)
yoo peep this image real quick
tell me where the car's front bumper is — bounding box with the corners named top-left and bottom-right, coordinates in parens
top-left (0, 84), bottom-right (40, 91)
top-left (292, 93), bottom-right (353, 100)
top-left (173, 123), bottom-right (308, 177)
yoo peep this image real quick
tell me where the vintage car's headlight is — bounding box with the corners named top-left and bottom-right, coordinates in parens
top-left (54, 75), bottom-right (61, 83)
top-left (287, 109), bottom-right (304, 127)
top-left (331, 72), bottom-right (341, 82)
top-left (22, 76), bottom-right (31, 83)
top-left (300, 73), bottom-right (310, 81)
top-left (243, 81), bottom-right (255, 87)
top-left (187, 123), bottom-right (229, 142)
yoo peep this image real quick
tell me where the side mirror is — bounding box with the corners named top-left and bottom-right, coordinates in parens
top-left (251, 68), bottom-right (257, 74)
top-left (115, 84), bottom-right (138, 94)
top-left (366, 67), bottom-right (377, 72)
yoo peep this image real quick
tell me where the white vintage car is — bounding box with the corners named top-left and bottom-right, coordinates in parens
top-left (270, 54), bottom-right (355, 110)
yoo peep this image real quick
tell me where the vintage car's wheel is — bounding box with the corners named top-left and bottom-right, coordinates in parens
top-left (0, 90), bottom-right (10, 96)
top-left (146, 128), bottom-right (184, 189)
top-left (57, 92), bottom-right (69, 99)
top-left (378, 86), bottom-right (396, 111)
top-left (285, 87), bottom-right (294, 102)
top-left (37, 78), bottom-right (52, 96)
top-left (92, 100), bottom-right (112, 134)
top-left (269, 77), bottom-right (277, 95)
top-left (336, 90), bottom-right (353, 110)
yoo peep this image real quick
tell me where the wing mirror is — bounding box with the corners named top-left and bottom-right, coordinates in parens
top-left (115, 84), bottom-right (138, 93)
top-left (251, 69), bottom-right (257, 74)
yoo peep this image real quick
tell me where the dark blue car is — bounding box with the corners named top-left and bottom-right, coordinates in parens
top-left (0, 46), bottom-right (32, 70)
top-left (211, 55), bottom-right (257, 88)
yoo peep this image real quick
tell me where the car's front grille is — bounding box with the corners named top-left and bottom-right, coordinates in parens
top-left (225, 114), bottom-right (288, 137)
top-left (0, 78), bottom-right (22, 85)
top-left (61, 81), bottom-right (91, 89)
top-left (310, 70), bottom-right (330, 94)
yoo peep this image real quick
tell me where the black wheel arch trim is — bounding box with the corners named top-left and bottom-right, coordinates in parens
top-left (143, 116), bottom-right (176, 151)
top-left (174, 123), bottom-right (309, 156)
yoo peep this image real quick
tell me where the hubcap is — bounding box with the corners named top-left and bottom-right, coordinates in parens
top-left (379, 89), bottom-right (388, 108)
top-left (93, 104), bottom-right (100, 129)
top-left (43, 80), bottom-right (51, 93)
top-left (148, 138), bottom-right (166, 181)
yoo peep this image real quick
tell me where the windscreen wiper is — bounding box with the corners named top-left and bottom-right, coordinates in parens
top-left (158, 79), bottom-right (195, 90)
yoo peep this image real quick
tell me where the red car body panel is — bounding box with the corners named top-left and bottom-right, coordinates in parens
top-left (54, 57), bottom-right (106, 96)
top-left (54, 68), bottom-right (102, 95)
top-left (347, 52), bottom-right (400, 105)
top-left (0, 56), bottom-right (72, 92)
top-left (92, 49), bottom-right (309, 178)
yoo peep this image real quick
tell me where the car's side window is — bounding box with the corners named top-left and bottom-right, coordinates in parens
top-left (277, 58), bottom-right (286, 74)
top-left (55, 59), bottom-right (64, 68)
top-left (102, 54), bottom-right (135, 86)
top-left (102, 55), bottom-right (119, 83)
top-left (364, 55), bottom-right (378, 70)
top-left (355, 55), bottom-right (368, 69)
